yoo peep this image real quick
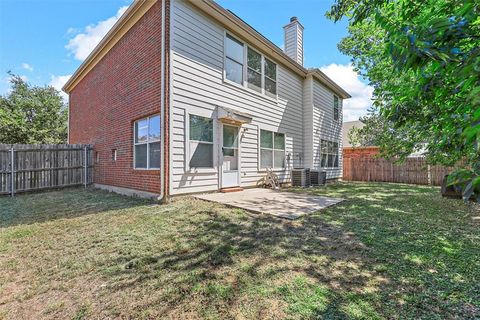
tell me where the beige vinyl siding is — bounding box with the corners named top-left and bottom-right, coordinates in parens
top-left (284, 27), bottom-right (296, 61)
top-left (283, 23), bottom-right (303, 65)
top-left (295, 26), bottom-right (304, 65)
top-left (170, 0), bottom-right (304, 195)
top-left (312, 79), bottom-right (343, 179)
top-left (302, 76), bottom-right (314, 169)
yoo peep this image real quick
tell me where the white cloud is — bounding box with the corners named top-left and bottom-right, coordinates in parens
top-left (49, 75), bottom-right (72, 102)
top-left (320, 63), bottom-right (374, 122)
top-left (21, 63), bottom-right (34, 72)
top-left (66, 6), bottom-right (128, 61)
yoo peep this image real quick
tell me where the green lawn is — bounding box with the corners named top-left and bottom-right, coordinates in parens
top-left (0, 183), bottom-right (478, 319)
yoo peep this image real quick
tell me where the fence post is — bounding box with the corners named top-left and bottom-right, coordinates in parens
top-left (84, 146), bottom-right (87, 188)
top-left (10, 147), bottom-right (15, 197)
top-left (427, 164), bottom-right (432, 186)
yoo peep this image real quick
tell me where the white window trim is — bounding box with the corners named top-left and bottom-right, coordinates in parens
top-left (246, 47), bottom-right (262, 94)
top-left (320, 139), bottom-right (340, 169)
top-left (225, 33), bottom-right (245, 86)
top-left (223, 32), bottom-right (278, 100)
top-left (258, 129), bottom-right (286, 171)
top-left (263, 57), bottom-right (278, 98)
top-left (185, 113), bottom-right (217, 173)
top-left (133, 115), bottom-right (161, 170)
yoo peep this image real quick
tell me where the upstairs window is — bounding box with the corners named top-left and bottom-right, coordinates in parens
top-left (260, 129), bottom-right (285, 169)
top-left (264, 58), bottom-right (277, 97)
top-left (247, 48), bottom-right (262, 92)
top-left (189, 115), bottom-right (214, 169)
top-left (134, 115), bottom-right (160, 169)
top-left (225, 34), bottom-right (277, 98)
top-left (320, 140), bottom-right (339, 168)
top-left (225, 34), bottom-right (244, 85)
top-left (334, 95), bottom-right (340, 121)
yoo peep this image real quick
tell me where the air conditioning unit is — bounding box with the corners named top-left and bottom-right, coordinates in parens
top-left (291, 168), bottom-right (311, 187)
top-left (310, 170), bottom-right (327, 186)
top-left (310, 170), bottom-right (319, 186)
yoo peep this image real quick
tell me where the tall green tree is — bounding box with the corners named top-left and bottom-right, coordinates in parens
top-left (328, 0), bottom-right (480, 200)
top-left (347, 113), bottom-right (413, 152)
top-left (0, 73), bottom-right (68, 144)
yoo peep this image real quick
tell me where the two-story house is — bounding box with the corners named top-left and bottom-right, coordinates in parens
top-left (64, 0), bottom-right (350, 200)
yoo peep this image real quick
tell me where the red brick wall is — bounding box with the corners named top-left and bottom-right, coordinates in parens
top-left (69, 1), bottom-right (162, 194)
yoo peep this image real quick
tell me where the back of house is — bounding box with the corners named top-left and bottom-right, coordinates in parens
top-left (64, 0), bottom-right (350, 200)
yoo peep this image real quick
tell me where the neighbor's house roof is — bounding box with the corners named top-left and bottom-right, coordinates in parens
top-left (63, 0), bottom-right (351, 99)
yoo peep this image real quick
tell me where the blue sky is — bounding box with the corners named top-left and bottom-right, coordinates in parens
top-left (0, 0), bottom-right (372, 121)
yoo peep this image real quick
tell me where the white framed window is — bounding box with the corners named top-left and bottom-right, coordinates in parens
top-left (134, 115), bottom-right (160, 169)
top-left (320, 140), bottom-right (339, 168)
top-left (260, 129), bottom-right (285, 169)
top-left (225, 34), bottom-right (244, 85)
top-left (224, 33), bottom-right (277, 98)
top-left (189, 115), bottom-right (214, 169)
top-left (264, 58), bottom-right (277, 97)
top-left (333, 95), bottom-right (340, 121)
top-left (247, 47), bottom-right (262, 92)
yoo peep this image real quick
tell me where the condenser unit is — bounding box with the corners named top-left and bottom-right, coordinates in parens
top-left (291, 168), bottom-right (311, 187)
top-left (310, 170), bottom-right (327, 186)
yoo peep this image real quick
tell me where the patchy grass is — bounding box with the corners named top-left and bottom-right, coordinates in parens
top-left (0, 183), bottom-right (478, 319)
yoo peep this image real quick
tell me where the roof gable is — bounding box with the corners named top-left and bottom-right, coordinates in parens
top-left (64, 0), bottom-right (351, 99)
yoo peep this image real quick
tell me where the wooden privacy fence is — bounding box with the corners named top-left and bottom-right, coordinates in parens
top-left (0, 144), bottom-right (93, 196)
top-left (343, 157), bottom-right (457, 186)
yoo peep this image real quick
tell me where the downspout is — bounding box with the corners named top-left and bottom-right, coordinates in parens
top-left (160, 0), bottom-right (170, 203)
top-left (67, 94), bottom-right (70, 144)
top-left (159, 0), bottom-right (166, 202)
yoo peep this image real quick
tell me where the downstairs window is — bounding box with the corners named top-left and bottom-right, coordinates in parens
top-left (189, 115), bottom-right (214, 169)
top-left (320, 140), bottom-right (339, 168)
top-left (134, 115), bottom-right (160, 169)
top-left (260, 129), bottom-right (285, 169)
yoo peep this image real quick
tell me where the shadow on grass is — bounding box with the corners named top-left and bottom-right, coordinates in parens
top-left (0, 187), bottom-right (152, 228)
top-left (101, 202), bottom-right (390, 318)
top-left (100, 182), bottom-right (478, 319)
top-left (1, 182), bottom-right (477, 319)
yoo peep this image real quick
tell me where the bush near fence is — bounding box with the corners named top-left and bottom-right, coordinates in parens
top-left (343, 157), bottom-right (458, 186)
top-left (0, 144), bottom-right (93, 196)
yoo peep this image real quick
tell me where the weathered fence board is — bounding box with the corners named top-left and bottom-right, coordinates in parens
top-left (343, 157), bottom-right (458, 186)
top-left (0, 144), bottom-right (93, 196)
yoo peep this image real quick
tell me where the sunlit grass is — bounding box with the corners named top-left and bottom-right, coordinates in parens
top-left (0, 182), bottom-right (478, 319)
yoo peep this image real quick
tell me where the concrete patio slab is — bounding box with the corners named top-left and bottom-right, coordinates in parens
top-left (194, 188), bottom-right (345, 220)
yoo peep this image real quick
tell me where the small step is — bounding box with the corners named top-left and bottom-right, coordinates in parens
top-left (220, 187), bottom-right (244, 193)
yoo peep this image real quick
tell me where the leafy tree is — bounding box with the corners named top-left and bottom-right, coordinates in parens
top-left (347, 113), bottom-right (388, 147)
top-left (349, 113), bottom-right (428, 157)
top-left (0, 73), bottom-right (68, 144)
top-left (328, 0), bottom-right (480, 200)
top-left (348, 113), bottom-right (387, 147)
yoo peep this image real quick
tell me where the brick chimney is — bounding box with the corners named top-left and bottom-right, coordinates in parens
top-left (283, 16), bottom-right (304, 66)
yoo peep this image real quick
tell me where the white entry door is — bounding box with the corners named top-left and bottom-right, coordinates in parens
top-left (220, 124), bottom-right (240, 188)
